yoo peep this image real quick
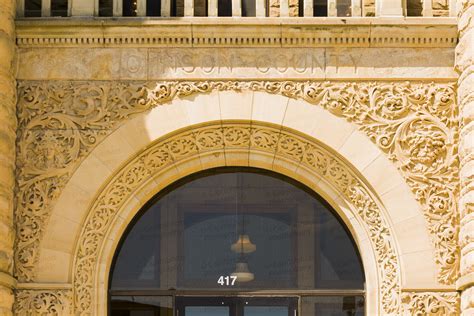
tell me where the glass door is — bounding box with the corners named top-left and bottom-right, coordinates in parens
top-left (176, 297), bottom-right (297, 316)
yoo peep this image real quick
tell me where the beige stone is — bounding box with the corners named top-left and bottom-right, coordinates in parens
top-left (457, 1), bottom-right (474, 314)
top-left (8, 11), bottom-right (469, 316)
top-left (0, 0), bottom-right (16, 314)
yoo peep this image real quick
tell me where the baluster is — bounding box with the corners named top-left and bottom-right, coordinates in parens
top-left (161, 0), bottom-right (171, 16)
top-left (232, 0), bottom-right (241, 16)
top-left (17, 0), bottom-right (25, 16)
top-left (208, 0), bottom-right (217, 15)
top-left (185, 0), bottom-right (194, 15)
top-left (113, 0), bottom-right (122, 15)
top-left (137, 0), bottom-right (146, 15)
top-left (303, 0), bottom-right (312, 16)
top-left (71, 0), bottom-right (95, 15)
top-left (351, 0), bottom-right (361, 16)
top-left (328, 0), bottom-right (337, 16)
top-left (422, 0), bottom-right (432, 16)
top-left (449, 0), bottom-right (456, 16)
top-left (256, 0), bottom-right (265, 16)
top-left (41, 0), bottom-right (50, 15)
top-left (377, 0), bottom-right (403, 16)
top-left (280, 0), bottom-right (289, 16)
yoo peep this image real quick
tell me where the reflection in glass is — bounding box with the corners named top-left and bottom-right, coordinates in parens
top-left (244, 306), bottom-right (288, 316)
top-left (337, 0), bottom-right (351, 16)
top-left (110, 169), bottom-right (366, 315)
top-left (185, 306), bottom-right (229, 316)
top-left (110, 296), bottom-right (173, 316)
top-left (302, 296), bottom-right (365, 316)
top-left (25, 0), bottom-right (41, 17)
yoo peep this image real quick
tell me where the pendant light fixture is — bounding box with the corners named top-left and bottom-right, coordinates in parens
top-left (231, 174), bottom-right (255, 283)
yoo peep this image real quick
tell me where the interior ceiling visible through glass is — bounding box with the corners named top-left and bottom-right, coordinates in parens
top-left (110, 168), bottom-right (365, 316)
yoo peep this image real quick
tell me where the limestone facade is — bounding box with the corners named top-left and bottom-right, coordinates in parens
top-left (457, 0), bottom-right (474, 315)
top-left (0, 0), bottom-right (17, 315)
top-left (1, 0), bottom-right (473, 314)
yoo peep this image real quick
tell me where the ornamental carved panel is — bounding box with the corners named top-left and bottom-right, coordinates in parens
top-left (72, 122), bottom-right (401, 314)
top-left (15, 80), bottom-right (460, 289)
top-left (14, 289), bottom-right (72, 315)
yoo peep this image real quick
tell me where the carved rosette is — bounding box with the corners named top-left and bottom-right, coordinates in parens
top-left (73, 122), bottom-right (401, 314)
top-left (15, 80), bottom-right (459, 288)
top-left (14, 289), bottom-right (72, 315)
top-left (401, 291), bottom-right (460, 315)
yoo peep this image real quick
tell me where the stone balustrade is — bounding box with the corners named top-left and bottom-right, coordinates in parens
top-left (16, 0), bottom-right (456, 18)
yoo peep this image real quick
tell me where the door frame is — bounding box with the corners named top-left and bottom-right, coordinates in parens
top-left (175, 296), bottom-right (298, 316)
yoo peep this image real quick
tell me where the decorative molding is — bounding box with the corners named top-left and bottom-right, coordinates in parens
top-left (72, 121), bottom-right (401, 314)
top-left (14, 19), bottom-right (458, 48)
top-left (14, 289), bottom-right (72, 315)
top-left (401, 291), bottom-right (460, 315)
top-left (15, 80), bottom-right (459, 287)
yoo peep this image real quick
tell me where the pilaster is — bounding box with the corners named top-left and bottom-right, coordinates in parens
top-left (456, 0), bottom-right (474, 315)
top-left (0, 0), bottom-right (17, 315)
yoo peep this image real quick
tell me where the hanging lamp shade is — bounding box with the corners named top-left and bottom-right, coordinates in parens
top-left (231, 234), bottom-right (256, 254)
top-left (231, 262), bottom-right (255, 283)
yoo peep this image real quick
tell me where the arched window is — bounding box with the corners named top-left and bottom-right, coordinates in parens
top-left (110, 168), bottom-right (365, 315)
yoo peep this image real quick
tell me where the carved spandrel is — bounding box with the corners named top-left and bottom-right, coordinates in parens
top-left (15, 80), bottom-right (459, 290)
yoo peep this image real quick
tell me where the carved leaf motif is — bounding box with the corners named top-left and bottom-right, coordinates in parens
top-left (14, 290), bottom-right (72, 316)
top-left (72, 123), bottom-right (401, 314)
top-left (15, 81), bottom-right (459, 312)
top-left (401, 292), bottom-right (460, 315)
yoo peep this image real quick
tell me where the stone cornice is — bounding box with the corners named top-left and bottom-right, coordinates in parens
top-left (15, 17), bottom-right (458, 48)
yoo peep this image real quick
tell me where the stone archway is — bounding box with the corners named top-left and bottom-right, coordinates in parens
top-left (14, 83), bottom-right (460, 315)
top-left (72, 121), bottom-right (399, 315)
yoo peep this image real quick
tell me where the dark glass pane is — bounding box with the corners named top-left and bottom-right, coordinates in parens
top-left (99, 0), bottom-right (113, 16)
top-left (244, 306), bottom-right (288, 316)
top-left (336, 0), bottom-right (351, 16)
top-left (111, 205), bottom-right (160, 290)
top-left (315, 205), bottom-right (364, 288)
top-left (172, 0), bottom-right (185, 16)
top-left (51, 0), bottom-right (68, 16)
top-left (25, 0), bottom-right (42, 17)
top-left (110, 170), bottom-right (364, 292)
top-left (313, 0), bottom-right (327, 16)
top-left (301, 296), bottom-right (365, 316)
top-left (298, 0), bottom-right (303, 16)
top-left (147, 0), bottom-right (162, 16)
top-left (407, 0), bottom-right (422, 16)
top-left (218, 0), bottom-right (232, 16)
top-left (123, 0), bottom-right (137, 16)
top-left (176, 296), bottom-right (297, 316)
top-left (194, 0), bottom-right (207, 16)
top-left (242, 0), bottom-right (256, 16)
top-left (110, 296), bottom-right (173, 316)
top-left (185, 306), bottom-right (229, 316)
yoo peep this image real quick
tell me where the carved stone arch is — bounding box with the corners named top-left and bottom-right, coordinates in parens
top-left (70, 120), bottom-right (400, 315)
top-left (15, 83), bottom-right (460, 315)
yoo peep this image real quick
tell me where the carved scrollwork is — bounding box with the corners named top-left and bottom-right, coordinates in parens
top-left (15, 80), bottom-right (459, 288)
top-left (401, 291), bottom-right (460, 315)
top-left (73, 122), bottom-right (401, 314)
top-left (14, 289), bottom-right (72, 315)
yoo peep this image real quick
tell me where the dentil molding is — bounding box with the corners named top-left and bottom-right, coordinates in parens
top-left (15, 18), bottom-right (458, 48)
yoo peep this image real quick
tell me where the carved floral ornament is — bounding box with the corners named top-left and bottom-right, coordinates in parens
top-left (14, 289), bottom-right (72, 315)
top-left (72, 121), bottom-right (401, 314)
top-left (14, 80), bottom-right (459, 313)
